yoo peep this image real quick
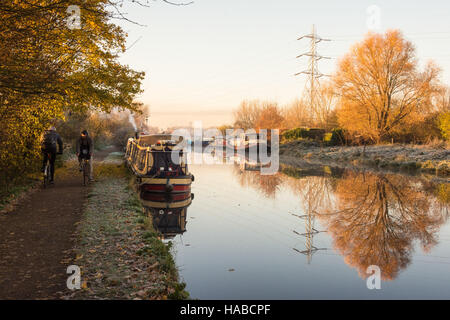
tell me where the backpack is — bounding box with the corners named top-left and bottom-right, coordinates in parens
top-left (41, 131), bottom-right (57, 150)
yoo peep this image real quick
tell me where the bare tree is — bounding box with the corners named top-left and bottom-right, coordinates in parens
top-left (233, 100), bottom-right (262, 129)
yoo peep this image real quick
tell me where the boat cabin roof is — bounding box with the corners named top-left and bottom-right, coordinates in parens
top-left (138, 134), bottom-right (184, 146)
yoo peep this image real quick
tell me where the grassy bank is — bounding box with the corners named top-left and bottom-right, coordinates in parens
top-left (0, 176), bottom-right (39, 213)
top-left (0, 147), bottom-right (73, 213)
top-left (64, 159), bottom-right (188, 300)
top-left (280, 140), bottom-right (450, 177)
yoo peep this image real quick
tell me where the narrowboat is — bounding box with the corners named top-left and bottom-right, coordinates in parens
top-left (125, 134), bottom-right (194, 193)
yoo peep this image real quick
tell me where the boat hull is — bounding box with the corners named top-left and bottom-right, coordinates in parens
top-left (138, 176), bottom-right (193, 193)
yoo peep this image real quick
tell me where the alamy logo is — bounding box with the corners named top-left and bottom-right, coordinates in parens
top-left (366, 5), bottom-right (381, 31)
top-left (66, 265), bottom-right (81, 290)
top-left (67, 5), bottom-right (81, 30)
top-left (366, 265), bottom-right (381, 290)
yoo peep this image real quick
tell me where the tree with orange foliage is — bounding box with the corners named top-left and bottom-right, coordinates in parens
top-left (317, 81), bottom-right (339, 130)
top-left (282, 99), bottom-right (310, 129)
top-left (255, 102), bottom-right (284, 130)
top-left (333, 30), bottom-right (441, 142)
top-left (435, 86), bottom-right (450, 113)
top-left (233, 100), bottom-right (262, 129)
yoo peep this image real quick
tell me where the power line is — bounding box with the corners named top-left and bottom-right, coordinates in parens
top-left (295, 24), bottom-right (331, 126)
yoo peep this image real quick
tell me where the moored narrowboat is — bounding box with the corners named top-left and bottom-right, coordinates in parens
top-left (125, 134), bottom-right (194, 193)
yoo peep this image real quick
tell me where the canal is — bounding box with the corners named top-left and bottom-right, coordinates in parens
top-left (144, 158), bottom-right (450, 299)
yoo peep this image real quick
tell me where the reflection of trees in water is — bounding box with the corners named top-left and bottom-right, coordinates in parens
top-left (436, 183), bottom-right (450, 208)
top-left (232, 164), bottom-right (282, 198)
top-left (422, 181), bottom-right (450, 218)
top-left (317, 172), bottom-right (448, 281)
top-left (284, 175), bottom-right (334, 215)
top-left (283, 175), bottom-right (335, 262)
top-left (231, 163), bottom-right (449, 279)
top-left (232, 163), bottom-right (336, 202)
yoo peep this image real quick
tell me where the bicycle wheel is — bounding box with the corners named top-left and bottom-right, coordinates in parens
top-left (83, 160), bottom-right (89, 186)
top-left (43, 163), bottom-right (50, 188)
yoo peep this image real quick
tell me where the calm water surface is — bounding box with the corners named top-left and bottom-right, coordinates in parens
top-left (143, 159), bottom-right (450, 299)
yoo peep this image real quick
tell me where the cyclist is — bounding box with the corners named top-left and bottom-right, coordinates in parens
top-left (40, 126), bottom-right (63, 184)
top-left (76, 130), bottom-right (94, 182)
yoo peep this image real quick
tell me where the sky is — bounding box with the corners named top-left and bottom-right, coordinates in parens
top-left (116, 0), bottom-right (450, 129)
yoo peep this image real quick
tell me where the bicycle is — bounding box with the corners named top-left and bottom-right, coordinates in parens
top-left (42, 152), bottom-right (52, 188)
top-left (80, 157), bottom-right (91, 186)
top-left (42, 152), bottom-right (62, 188)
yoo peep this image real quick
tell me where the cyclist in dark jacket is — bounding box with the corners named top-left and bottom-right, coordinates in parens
top-left (76, 130), bottom-right (94, 181)
top-left (41, 126), bottom-right (63, 183)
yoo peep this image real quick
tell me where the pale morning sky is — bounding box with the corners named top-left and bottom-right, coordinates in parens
top-left (116, 0), bottom-right (450, 129)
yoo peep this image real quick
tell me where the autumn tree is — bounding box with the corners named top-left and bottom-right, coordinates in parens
top-left (255, 102), bottom-right (284, 130)
top-left (317, 81), bottom-right (338, 130)
top-left (233, 100), bottom-right (284, 130)
top-left (435, 86), bottom-right (450, 113)
top-left (233, 100), bottom-right (263, 129)
top-left (435, 86), bottom-right (450, 141)
top-left (333, 30), bottom-right (441, 143)
top-left (282, 99), bottom-right (310, 129)
top-left (282, 85), bottom-right (337, 130)
top-left (217, 124), bottom-right (234, 135)
top-left (0, 1), bottom-right (145, 185)
top-left (438, 112), bottom-right (450, 141)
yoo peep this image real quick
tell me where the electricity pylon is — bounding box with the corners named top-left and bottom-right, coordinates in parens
top-left (293, 211), bottom-right (326, 264)
top-left (295, 25), bottom-right (331, 125)
top-left (292, 182), bottom-right (327, 264)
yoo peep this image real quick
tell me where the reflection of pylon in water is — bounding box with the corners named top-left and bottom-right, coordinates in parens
top-left (292, 210), bottom-right (326, 264)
